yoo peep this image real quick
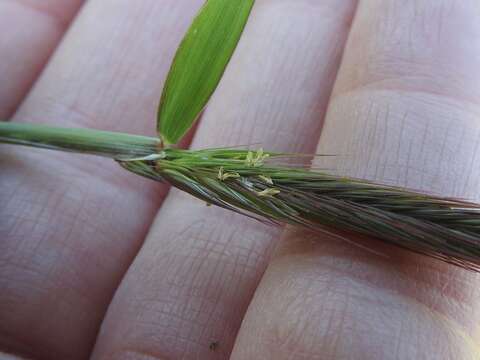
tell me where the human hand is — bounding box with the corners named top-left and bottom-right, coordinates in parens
top-left (1, 1), bottom-right (480, 359)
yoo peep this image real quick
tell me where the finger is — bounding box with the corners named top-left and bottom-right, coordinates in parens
top-left (0, 1), bottom-right (204, 359)
top-left (91, 1), bottom-right (358, 359)
top-left (0, 0), bottom-right (84, 119)
top-left (232, 0), bottom-right (480, 359)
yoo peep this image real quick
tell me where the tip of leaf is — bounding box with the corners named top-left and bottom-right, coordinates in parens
top-left (156, 0), bottom-right (255, 145)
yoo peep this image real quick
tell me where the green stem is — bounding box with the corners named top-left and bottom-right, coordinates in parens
top-left (0, 122), bottom-right (161, 159)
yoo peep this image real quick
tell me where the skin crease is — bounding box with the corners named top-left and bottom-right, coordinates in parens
top-left (0, 1), bottom-right (479, 360)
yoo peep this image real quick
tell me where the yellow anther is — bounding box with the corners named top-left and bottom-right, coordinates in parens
top-left (218, 167), bottom-right (240, 181)
top-left (245, 148), bottom-right (269, 167)
top-left (258, 175), bottom-right (273, 184)
top-left (256, 188), bottom-right (281, 197)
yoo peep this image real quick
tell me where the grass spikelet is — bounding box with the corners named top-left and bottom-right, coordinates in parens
top-left (118, 148), bottom-right (480, 271)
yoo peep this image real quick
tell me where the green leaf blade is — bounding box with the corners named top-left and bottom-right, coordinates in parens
top-left (157, 0), bottom-right (255, 145)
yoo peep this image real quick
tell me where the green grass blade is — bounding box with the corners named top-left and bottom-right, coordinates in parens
top-left (157, 0), bottom-right (255, 145)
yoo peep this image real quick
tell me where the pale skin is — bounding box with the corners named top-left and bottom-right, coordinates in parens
top-left (1, 0), bottom-right (480, 359)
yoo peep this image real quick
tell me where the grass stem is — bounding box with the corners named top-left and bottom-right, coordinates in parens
top-left (0, 122), bottom-right (160, 159)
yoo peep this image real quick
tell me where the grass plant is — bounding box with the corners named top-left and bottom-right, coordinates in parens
top-left (2, 0), bottom-right (480, 270)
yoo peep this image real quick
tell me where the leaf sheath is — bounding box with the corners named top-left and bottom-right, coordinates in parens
top-left (0, 122), bottom-right (160, 159)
